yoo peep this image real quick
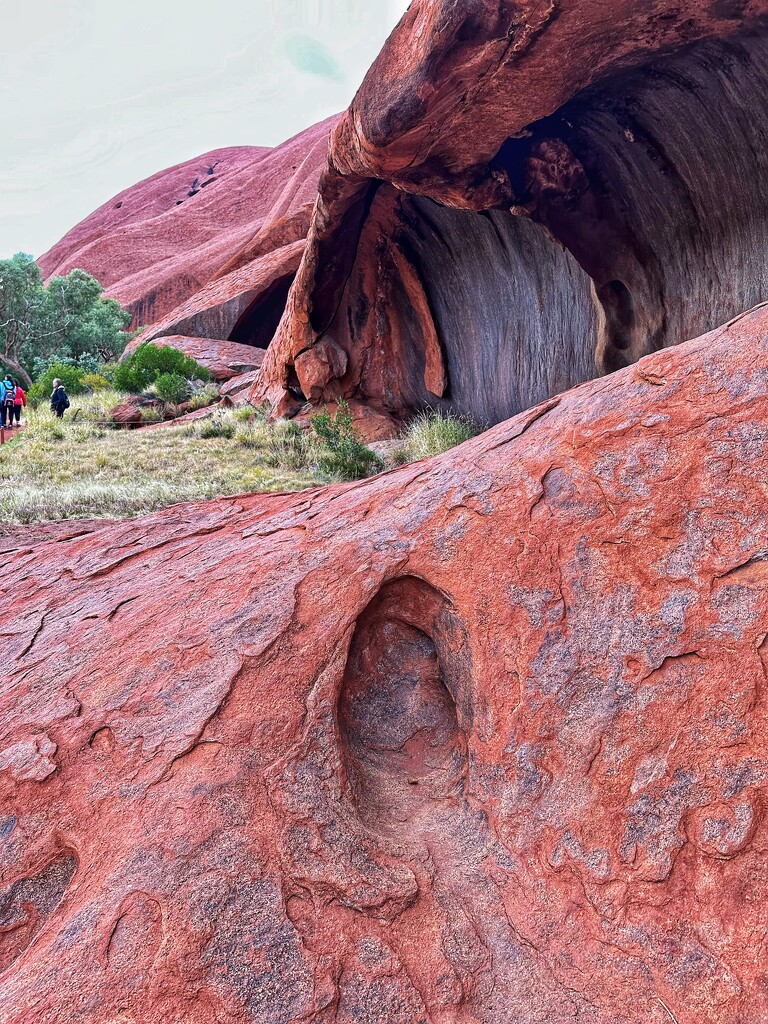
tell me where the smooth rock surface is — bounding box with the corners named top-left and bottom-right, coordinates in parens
top-left (255, 1), bottom-right (768, 427)
top-left (38, 117), bottom-right (339, 328)
top-left (2, 309), bottom-right (768, 1022)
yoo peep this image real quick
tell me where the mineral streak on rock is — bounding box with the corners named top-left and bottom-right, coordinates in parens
top-left (1, 309), bottom-right (768, 1021)
top-left (255, 0), bottom-right (768, 428)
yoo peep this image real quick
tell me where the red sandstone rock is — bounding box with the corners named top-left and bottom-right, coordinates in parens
top-left (38, 116), bottom-right (340, 328)
top-left (109, 401), bottom-right (143, 426)
top-left (255, 1), bottom-right (768, 429)
top-left (135, 238), bottom-right (306, 348)
top-left (2, 310), bottom-right (768, 1022)
top-left (219, 369), bottom-right (261, 405)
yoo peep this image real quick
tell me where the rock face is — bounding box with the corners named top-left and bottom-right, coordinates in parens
top-left (255, 0), bottom-right (768, 427)
top-left (38, 116), bottom-right (339, 330)
top-left (2, 309), bottom-right (768, 1022)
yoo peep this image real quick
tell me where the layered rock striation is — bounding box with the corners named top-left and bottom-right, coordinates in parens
top-left (2, 310), bottom-right (768, 1022)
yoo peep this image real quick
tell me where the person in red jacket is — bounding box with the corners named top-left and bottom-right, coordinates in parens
top-left (11, 378), bottom-right (26, 427)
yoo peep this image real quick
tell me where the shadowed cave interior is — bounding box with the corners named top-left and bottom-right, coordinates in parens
top-left (294, 23), bottom-right (768, 427)
top-left (228, 272), bottom-right (295, 349)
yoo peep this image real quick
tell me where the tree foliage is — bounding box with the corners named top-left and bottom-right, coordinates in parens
top-left (113, 343), bottom-right (210, 394)
top-left (0, 253), bottom-right (133, 386)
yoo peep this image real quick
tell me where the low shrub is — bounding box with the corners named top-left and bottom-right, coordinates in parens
top-left (310, 401), bottom-right (383, 480)
top-left (154, 372), bottom-right (190, 405)
top-left (113, 342), bottom-right (210, 393)
top-left (27, 363), bottom-right (86, 407)
top-left (80, 372), bottom-right (111, 392)
top-left (233, 404), bottom-right (264, 422)
top-left (139, 406), bottom-right (164, 425)
top-left (199, 415), bottom-right (235, 439)
top-left (186, 383), bottom-right (220, 411)
top-left (265, 420), bottom-right (313, 470)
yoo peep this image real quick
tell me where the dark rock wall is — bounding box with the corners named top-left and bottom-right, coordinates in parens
top-left (318, 186), bottom-right (597, 426)
top-left (400, 198), bottom-right (598, 426)
top-left (501, 29), bottom-right (768, 372)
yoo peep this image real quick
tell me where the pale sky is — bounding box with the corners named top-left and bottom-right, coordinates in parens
top-left (0, 0), bottom-right (410, 259)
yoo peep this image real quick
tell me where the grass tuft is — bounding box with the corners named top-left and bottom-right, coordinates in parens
top-left (394, 409), bottom-right (481, 463)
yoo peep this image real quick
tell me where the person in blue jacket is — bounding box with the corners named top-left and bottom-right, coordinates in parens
top-left (1, 376), bottom-right (16, 429)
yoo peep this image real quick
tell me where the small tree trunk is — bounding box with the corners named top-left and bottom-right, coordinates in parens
top-left (0, 355), bottom-right (32, 388)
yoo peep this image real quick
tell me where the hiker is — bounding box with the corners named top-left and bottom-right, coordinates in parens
top-left (1, 376), bottom-right (16, 429)
top-left (12, 378), bottom-right (27, 427)
top-left (50, 378), bottom-right (70, 419)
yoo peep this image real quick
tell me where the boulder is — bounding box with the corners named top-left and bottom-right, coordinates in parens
top-left (219, 370), bottom-right (262, 405)
top-left (2, 309), bottom-right (768, 1022)
top-left (108, 401), bottom-right (143, 426)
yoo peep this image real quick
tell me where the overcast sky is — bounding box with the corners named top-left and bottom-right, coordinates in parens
top-left (0, 0), bottom-right (410, 260)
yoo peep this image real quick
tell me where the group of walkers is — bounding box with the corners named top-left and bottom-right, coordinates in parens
top-left (1, 377), bottom-right (27, 429)
top-left (0, 375), bottom-right (70, 431)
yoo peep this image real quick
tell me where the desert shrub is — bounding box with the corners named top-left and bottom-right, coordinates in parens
top-left (113, 343), bottom-right (210, 393)
top-left (27, 362), bottom-right (85, 406)
top-left (233, 404), bottom-right (262, 422)
top-left (310, 401), bottom-right (383, 480)
top-left (233, 415), bottom-right (270, 450)
top-left (139, 406), bottom-right (164, 425)
top-left (264, 420), bottom-right (314, 470)
top-left (199, 414), bottom-right (235, 439)
top-left (154, 372), bottom-right (190, 405)
top-left (186, 383), bottom-right (220, 411)
top-left (80, 372), bottom-right (111, 392)
top-left (398, 409), bottom-right (480, 462)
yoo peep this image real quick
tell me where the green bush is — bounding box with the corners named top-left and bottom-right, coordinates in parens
top-left (80, 372), bottom-right (111, 392)
top-left (310, 401), bottom-right (383, 480)
top-left (113, 343), bottom-right (211, 393)
top-left (28, 363), bottom-right (85, 407)
top-left (154, 372), bottom-right (190, 405)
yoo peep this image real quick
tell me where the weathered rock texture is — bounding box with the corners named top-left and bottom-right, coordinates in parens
top-left (2, 309), bottom-right (768, 1022)
top-left (38, 116), bottom-right (339, 330)
top-left (255, 1), bottom-right (768, 427)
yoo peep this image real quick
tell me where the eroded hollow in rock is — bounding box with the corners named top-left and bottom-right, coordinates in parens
top-left (339, 577), bottom-right (468, 837)
top-left (228, 272), bottom-right (295, 349)
top-left (0, 852), bottom-right (78, 973)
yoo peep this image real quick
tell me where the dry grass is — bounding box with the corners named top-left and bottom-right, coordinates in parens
top-left (392, 409), bottom-right (481, 464)
top-left (0, 397), bottom-right (324, 525)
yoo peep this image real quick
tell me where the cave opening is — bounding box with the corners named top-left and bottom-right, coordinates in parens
top-left (314, 23), bottom-right (768, 429)
top-left (228, 272), bottom-right (295, 349)
top-left (338, 577), bottom-right (468, 838)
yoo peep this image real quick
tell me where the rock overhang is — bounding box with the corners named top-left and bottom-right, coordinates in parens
top-left (254, 2), bottom-right (768, 432)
